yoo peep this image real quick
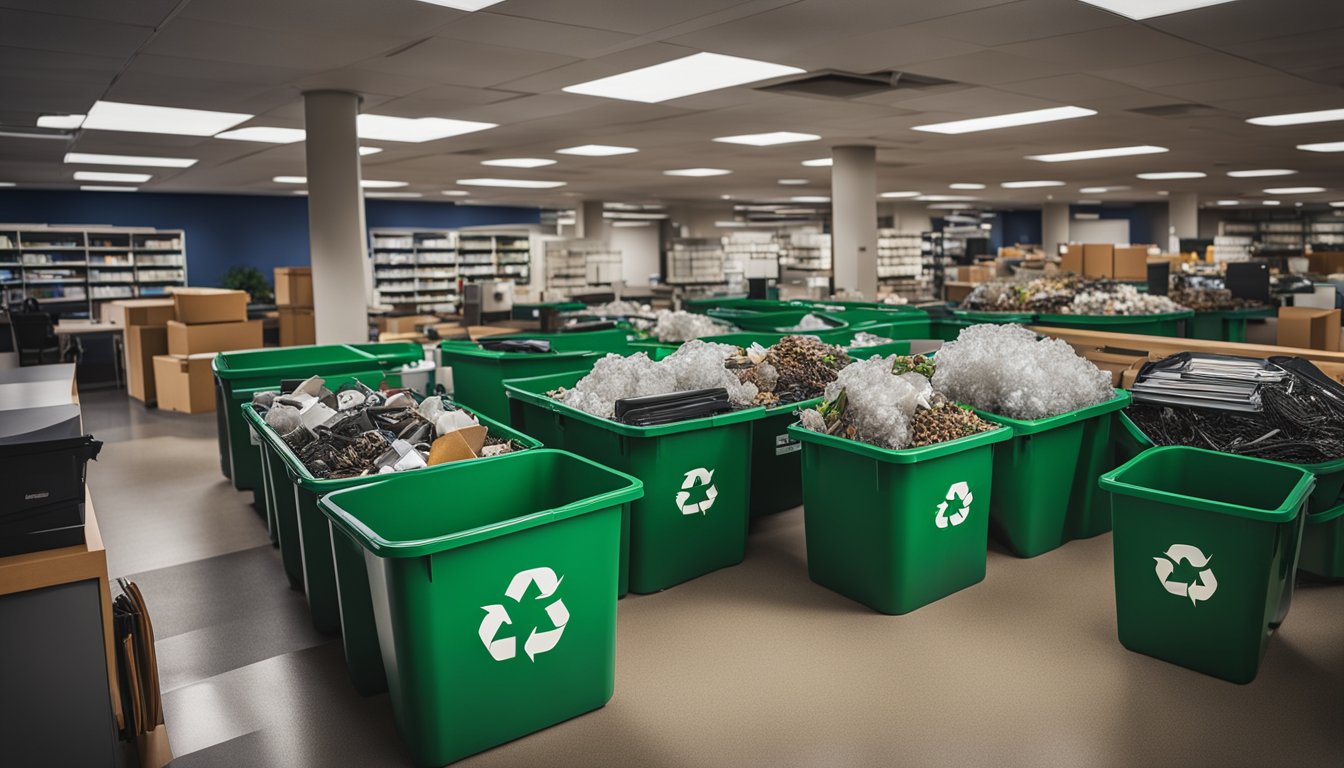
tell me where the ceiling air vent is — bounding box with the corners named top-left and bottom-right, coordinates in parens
top-left (758, 70), bottom-right (956, 100)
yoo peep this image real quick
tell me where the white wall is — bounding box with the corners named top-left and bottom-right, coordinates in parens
top-left (610, 224), bottom-right (661, 287)
top-left (1069, 219), bottom-right (1131, 244)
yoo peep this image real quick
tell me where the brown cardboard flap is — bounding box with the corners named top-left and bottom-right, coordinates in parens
top-left (172, 288), bottom-right (249, 325)
top-left (428, 431), bottom-right (477, 465)
top-left (167, 319), bottom-right (263, 356)
top-left (110, 299), bottom-right (176, 327)
top-left (1277, 306), bottom-right (1342, 351)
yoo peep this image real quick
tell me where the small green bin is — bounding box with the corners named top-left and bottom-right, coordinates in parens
top-left (440, 340), bottom-right (610, 426)
top-left (977, 390), bottom-right (1132, 557)
top-left (212, 342), bottom-right (425, 491)
top-left (243, 401), bottom-right (542, 697)
top-left (1184, 306), bottom-right (1274, 343)
top-left (511, 301), bottom-right (586, 321)
top-left (1100, 446), bottom-right (1314, 683)
top-left (789, 422), bottom-right (1013, 614)
top-left (1033, 311), bottom-right (1194, 338)
top-left (319, 449), bottom-right (642, 767)
top-left (1298, 501), bottom-right (1344, 580)
top-left (706, 307), bottom-right (849, 335)
top-left (505, 371), bottom-right (764, 594)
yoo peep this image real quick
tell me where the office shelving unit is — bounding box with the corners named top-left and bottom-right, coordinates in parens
top-left (0, 225), bottom-right (186, 318)
top-left (724, 232), bottom-right (779, 280)
top-left (667, 238), bottom-right (728, 285)
top-left (877, 230), bottom-right (928, 300)
top-left (777, 230), bottom-right (832, 272)
top-left (544, 240), bottom-right (622, 294)
top-left (1214, 215), bottom-right (1344, 256)
top-left (369, 228), bottom-right (534, 314)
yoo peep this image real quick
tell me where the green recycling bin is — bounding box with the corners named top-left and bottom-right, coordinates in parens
top-left (511, 301), bottom-right (586, 321)
top-left (212, 342), bottom-right (426, 492)
top-left (1100, 446), bottom-right (1314, 684)
top-left (789, 422), bottom-right (1012, 614)
top-left (1033, 310), bottom-right (1194, 338)
top-left (505, 371), bottom-right (764, 594)
top-left (977, 390), bottom-right (1131, 557)
top-left (1298, 501), bottom-right (1344, 580)
top-left (440, 340), bottom-right (612, 426)
top-left (242, 401), bottom-right (542, 698)
top-left (318, 449), bottom-right (641, 767)
top-left (1184, 306), bottom-right (1274, 342)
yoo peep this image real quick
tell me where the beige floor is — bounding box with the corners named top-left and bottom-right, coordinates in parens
top-left (82, 389), bottom-right (1344, 768)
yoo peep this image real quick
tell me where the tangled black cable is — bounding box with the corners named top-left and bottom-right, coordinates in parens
top-left (1129, 372), bottom-right (1344, 464)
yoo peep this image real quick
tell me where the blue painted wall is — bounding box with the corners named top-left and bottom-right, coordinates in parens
top-left (989, 209), bottom-right (1043, 251)
top-left (0, 190), bottom-right (540, 288)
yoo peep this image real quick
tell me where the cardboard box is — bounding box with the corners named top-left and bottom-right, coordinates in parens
top-left (153, 354), bottom-right (217, 414)
top-left (167, 319), bottom-right (262, 356)
top-left (126, 325), bottom-right (168, 403)
top-left (278, 306), bottom-right (316, 347)
top-left (1060, 245), bottom-right (1083, 275)
top-left (172, 287), bottom-right (249, 325)
top-left (1082, 244), bottom-right (1115, 278)
top-left (108, 298), bottom-right (176, 327)
top-left (963, 265), bottom-right (995, 284)
top-left (1113, 246), bottom-right (1150, 281)
top-left (1082, 348), bottom-right (1151, 388)
top-left (275, 267), bottom-right (313, 308)
top-left (1277, 307), bottom-right (1341, 351)
top-left (944, 281), bottom-right (976, 303)
top-left (378, 314), bottom-right (441, 334)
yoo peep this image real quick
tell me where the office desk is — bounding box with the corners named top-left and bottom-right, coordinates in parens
top-left (55, 321), bottom-right (124, 389)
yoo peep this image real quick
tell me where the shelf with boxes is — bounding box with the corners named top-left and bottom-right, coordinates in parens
top-left (369, 229), bottom-right (533, 315)
top-left (667, 237), bottom-right (728, 285)
top-left (724, 232), bottom-right (780, 281)
top-left (544, 239), bottom-right (623, 294)
top-left (275, 267), bottom-right (314, 346)
top-left (0, 226), bottom-right (186, 316)
top-left (877, 230), bottom-right (928, 300)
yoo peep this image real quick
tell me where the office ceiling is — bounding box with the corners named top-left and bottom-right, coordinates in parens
top-left (1, 0), bottom-right (1343, 210)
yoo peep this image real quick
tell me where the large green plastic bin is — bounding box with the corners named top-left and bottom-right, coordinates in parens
top-left (1100, 446), bottom-right (1314, 683)
top-left (1033, 311), bottom-right (1194, 338)
top-left (505, 371), bottom-right (764, 594)
top-left (683, 297), bottom-right (789, 314)
top-left (976, 390), bottom-right (1132, 557)
top-left (511, 301), bottom-right (586, 321)
top-left (1184, 306), bottom-right (1274, 343)
top-left (318, 449), bottom-right (642, 767)
top-left (789, 422), bottom-right (1013, 614)
top-left (706, 307), bottom-right (850, 335)
top-left (440, 340), bottom-right (609, 426)
top-left (1298, 501), bottom-right (1344, 580)
top-left (489, 327), bottom-right (641, 354)
top-left (212, 342), bottom-right (425, 490)
top-left (242, 401), bottom-right (542, 698)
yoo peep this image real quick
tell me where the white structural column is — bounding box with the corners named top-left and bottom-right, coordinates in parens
top-left (831, 146), bottom-right (878, 298)
top-left (1168, 192), bottom-right (1199, 252)
top-left (1041, 202), bottom-right (1070, 255)
top-left (303, 90), bottom-right (369, 345)
top-left (577, 200), bottom-right (606, 241)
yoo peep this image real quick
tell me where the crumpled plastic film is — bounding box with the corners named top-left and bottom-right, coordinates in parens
top-left (653, 310), bottom-right (734, 342)
top-left (814, 356), bottom-right (933, 449)
top-left (558, 341), bottom-right (759, 418)
top-left (931, 324), bottom-right (1113, 420)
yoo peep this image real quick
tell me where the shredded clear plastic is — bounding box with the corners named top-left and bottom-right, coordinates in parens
top-left (558, 340), bottom-right (758, 418)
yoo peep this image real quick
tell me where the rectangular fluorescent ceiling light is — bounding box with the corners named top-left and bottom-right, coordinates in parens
top-left (1080, 186), bottom-right (1128, 193)
top-left (356, 114), bottom-right (496, 143)
top-left (359, 147), bottom-right (383, 156)
top-left (791, 196), bottom-right (830, 203)
top-left (1298, 142), bottom-right (1344, 153)
top-left (603, 212), bottom-right (667, 220)
top-left (0, 182), bottom-right (14, 187)
top-left (779, 179), bottom-right (809, 185)
top-left (556, 144), bottom-right (638, 156)
top-left (916, 194), bottom-right (975, 201)
top-left (37, 114), bottom-right (85, 129)
top-left (1078, 1), bottom-right (1238, 20)
top-left (1136, 171), bottom-right (1205, 179)
top-left (481, 158), bottom-right (556, 168)
top-left (1026, 145), bottom-right (1167, 162)
top-left (664, 168), bottom-right (731, 177)
top-left (801, 158), bottom-right (832, 167)
top-left (82, 100), bottom-right (251, 136)
top-left (1263, 187), bottom-right (1325, 194)
top-left (1332, 202), bottom-right (1344, 208)
top-left (1227, 169), bottom-right (1295, 177)
top-left (442, 190), bottom-right (470, 196)
top-left (456, 178), bottom-right (567, 188)
top-left (274, 176), bottom-right (307, 184)
top-left (411, 0), bottom-right (506, 9)
top-left (949, 183), bottom-right (986, 190)
top-left (73, 171), bottom-right (151, 182)
top-left (64, 152), bottom-right (196, 168)
top-left (913, 106), bottom-right (1095, 135)
top-left (272, 176), bottom-right (406, 188)
top-left (611, 221), bottom-right (652, 228)
top-left (1216, 200), bottom-right (1241, 205)
top-left (1262, 200), bottom-right (1281, 205)
top-left (1000, 180), bottom-right (1065, 188)
top-left (215, 126), bottom-right (305, 143)
top-left (562, 52), bottom-right (804, 104)
top-left (713, 132), bottom-right (819, 146)
top-left (80, 186), bottom-right (137, 192)
top-left (881, 191), bottom-right (921, 198)
top-left (1247, 108), bottom-right (1344, 126)
top-left (365, 191), bottom-right (423, 198)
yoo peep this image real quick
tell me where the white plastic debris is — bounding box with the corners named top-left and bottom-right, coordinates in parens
top-left (435, 409), bottom-right (479, 436)
top-left (653, 310), bottom-right (733, 342)
top-left (297, 398), bottom-right (338, 431)
top-left (800, 355), bottom-right (932, 449)
top-left (293, 375), bottom-right (325, 398)
top-left (847, 332), bottom-right (895, 349)
top-left (931, 324), bottom-right (1113, 420)
top-left (558, 340), bottom-right (759, 419)
top-left (785, 313), bottom-right (831, 332)
top-left (587, 300), bottom-right (650, 317)
top-left (1066, 283), bottom-right (1186, 316)
top-left (383, 392), bottom-right (416, 409)
top-left (337, 390), bottom-right (364, 411)
top-left (393, 451), bottom-right (428, 471)
top-left (264, 403), bottom-right (301, 434)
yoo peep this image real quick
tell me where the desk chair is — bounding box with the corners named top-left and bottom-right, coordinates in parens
top-left (10, 311), bottom-right (62, 366)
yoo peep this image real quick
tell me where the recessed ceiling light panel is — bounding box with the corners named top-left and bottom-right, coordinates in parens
top-left (1026, 145), bottom-right (1167, 162)
top-left (442, 190), bottom-right (470, 196)
top-left (1263, 186), bottom-right (1325, 194)
top-left (880, 191), bottom-right (921, 199)
top-left (456, 178), bottom-right (568, 188)
top-left (215, 126), bottom-right (305, 143)
top-left (364, 191), bottom-right (423, 198)
top-left (556, 144), bottom-right (638, 156)
top-left (37, 114), bottom-right (85, 129)
top-left (790, 196), bottom-right (830, 203)
top-left (916, 194), bottom-right (977, 201)
top-left (949, 183), bottom-right (986, 190)
top-left (1226, 168), bottom-right (1295, 178)
top-left (73, 171), bottom-right (151, 182)
top-left (778, 179), bottom-right (809, 185)
top-left (1298, 142), bottom-right (1344, 153)
top-left (356, 114), bottom-right (496, 143)
top-left (713, 131), bottom-right (820, 146)
top-left (80, 185), bottom-right (137, 192)
top-left (913, 106), bottom-right (1095, 135)
top-left (1136, 171), bottom-right (1206, 179)
top-left (1000, 180), bottom-right (1066, 188)
top-left (411, 0), bottom-right (506, 10)
top-left (562, 52), bottom-right (804, 104)
top-left (481, 158), bottom-right (556, 168)
top-left (64, 152), bottom-right (196, 168)
top-left (1247, 108), bottom-right (1344, 127)
top-left (663, 168), bottom-right (731, 177)
top-left (82, 100), bottom-right (252, 136)
top-left (1078, 0), bottom-right (1239, 20)
top-left (359, 146), bottom-right (383, 156)
top-left (273, 176), bottom-right (307, 184)
top-left (801, 158), bottom-right (832, 167)
top-left (1216, 200), bottom-right (1240, 206)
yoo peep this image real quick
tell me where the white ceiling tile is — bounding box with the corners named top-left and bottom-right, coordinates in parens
top-left (436, 13), bottom-right (641, 58)
top-left (143, 17), bottom-right (408, 71)
top-left (1097, 53), bottom-right (1282, 90)
top-left (1153, 74), bottom-right (1336, 103)
top-left (358, 36), bottom-right (579, 89)
top-left (1144, 0), bottom-right (1344, 47)
top-left (492, 0), bottom-right (774, 35)
top-left (179, 0), bottom-right (462, 39)
top-left (997, 26), bottom-right (1203, 70)
top-left (289, 68), bottom-right (441, 98)
top-left (908, 0), bottom-right (1123, 47)
top-left (0, 0), bottom-right (178, 27)
top-left (894, 50), bottom-right (1074, 86)
top-left (0, 8), bottom-right (152, 59)
top-left (999, 73), bottom-right (1161, 102)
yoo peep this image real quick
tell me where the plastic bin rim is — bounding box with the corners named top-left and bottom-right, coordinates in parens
top-left (1034, 310), bottom-right (1195, 321)
top-left (1099, 445), bottom-right (1316, 522)
top-left (317, 448), bottom-right (644, 558)
top-left (787, 420), bottom-right (1012, 462)
top-left (1118, 409), bottom-right (1344, 474)
top-left (976, 388), bottom-right (1131, 434)
top-left (211, 342), bottom-right (424, 378)
top-left (439, 339), bottom-right (609, 361)
top-left (503, 372), bottom-right (767, 436)
top-left (949, 309), bottom-right (1035, 321)
top-left (240, 402), bottom-right (541, 493)
top-left (1307, 499), bottom-right (1344, 524)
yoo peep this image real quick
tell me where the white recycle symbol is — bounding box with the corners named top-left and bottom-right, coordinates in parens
top-left (935, 481), bottom-right (973, 528)
top-left (1153, 544), bottom-right (1218, 606)
top-left (478, 566), bottom-right (569, 662)
top-left (676, 467), bottom-right (718, 516)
